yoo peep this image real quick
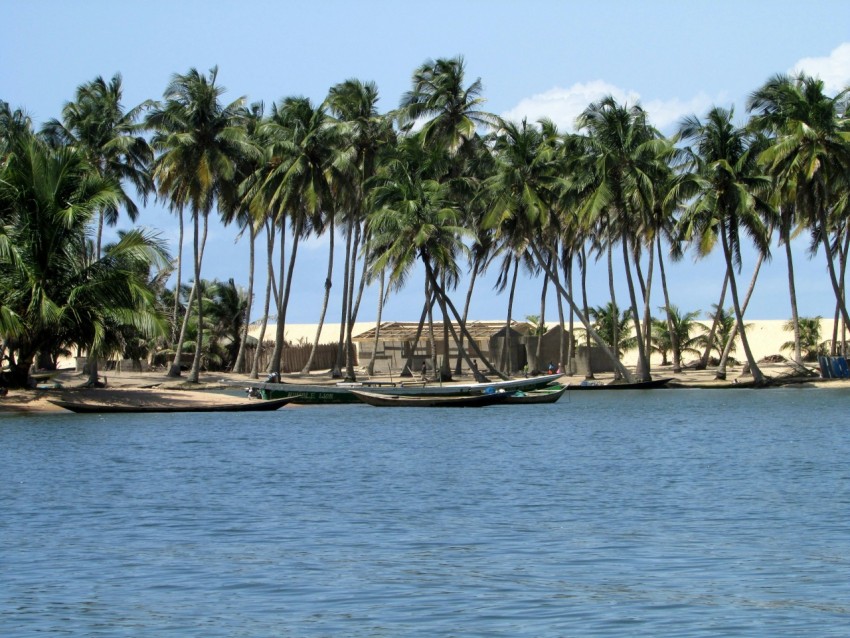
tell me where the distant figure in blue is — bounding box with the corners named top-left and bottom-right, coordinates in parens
top-left (547, 361), bottom-right (556, 374)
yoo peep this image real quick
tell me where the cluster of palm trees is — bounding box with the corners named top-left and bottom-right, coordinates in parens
top-left (2, 57), bottom-right (849, 388)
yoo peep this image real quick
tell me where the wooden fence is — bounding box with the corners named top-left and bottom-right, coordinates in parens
top-left (246, 342), bottom-right (351, 373)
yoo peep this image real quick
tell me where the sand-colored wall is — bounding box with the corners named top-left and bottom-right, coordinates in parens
top-left (251, 318), bottom-right (839, 367)
top-left (621, 318), bottom-right (838, 366)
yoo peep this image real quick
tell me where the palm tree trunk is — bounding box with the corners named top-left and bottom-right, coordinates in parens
top-left (535, 255), bottom-right (550, 367)
top-left (558, 253), bottom-right (571, 374)
top-left (718, 226), bottom-right (765, 385)
top-left (421, 257), bottom-right (508, 380)
top-left (171, 207), bottom-right (184, 347)
top-left (402, 294), bottom-right (435, 377)
top-left (270, 216), bottom-right (302, 375)
top-left (580, 246), bottom-right (594, 378)
top-left (697, 273), bottom-right (728, 370)
top-left (622, 235), bottom-right (651, 381)
top-left (233, 219), bottom-right (257, 374)
top-left (453, 253), bottom-right (481, 376)
top-left (344, 223), bottom-right (367, 380)
top-left (784, 236), bottom-right (802, 365)
top-left (639, 240), bottom-right (655, 363)
top-left (818, 209), bottom-right (850, 329)
top-left (268, 216), bottom-right (288, 375)
top-left (366, 270), bottom-right (385, 375)
top-left (501, 257), bottom-right (519, 374)
top-left (187, 214), bottom-right (210, 383)
top-left (425, 280), bottom-right (437, 377)
top-left (250, 219), bottom-right (276, 379)
top-left (607, 243), bottom-right (620, 378)
top-left (301, 217), bottom-right (335, 374)
top-left (531, 241), bottom-right (635, 382)
top-left (334, 217), bottom-right (354, 376)
top-left (716, 256), bottom-right (761, 377)
top-left (439, 273), bottom-right (452, 381)
top-left (657, 234), bottom-right (681, 373)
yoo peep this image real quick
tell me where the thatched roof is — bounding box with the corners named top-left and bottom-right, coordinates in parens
top-left (352, 321), bottom-right (530, 342)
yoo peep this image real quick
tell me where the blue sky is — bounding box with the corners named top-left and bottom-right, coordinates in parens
top-left (4, 1), bottom-right (850, 324)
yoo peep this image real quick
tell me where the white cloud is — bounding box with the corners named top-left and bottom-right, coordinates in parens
top-left (500, 80), bottom-right (638, 133)
top-left (789, 42), bottom-right (850, 94)
top-left (501, 81), bottom-right (717, 134)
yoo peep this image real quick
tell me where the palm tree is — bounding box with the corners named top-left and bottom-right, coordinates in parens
top-left (221, 102), bottom-right (264, 374)
top-left (589, 302), bottom-right (637, 358)
top-left (672, 107), bottom-right (774, 385)
top-left (367, 142), bottom-right (503, 378)
top-left (483, 117), bottom-right (636, 381)
top-left (650, 306), bottom-right (707, 366)
top-left (748, 74), bottom-right (850, 346)
top-left (781, 316), bottom-right (826, 361)
top-left (575, 96), bottom-right (668, 382)
top-left (323, 79), bottom-right (391, 379)
top-left (247, 96), bottom-right (337, 377)
top-left (399, 56), bottom-right (497, 160)
top-left (42, 73), bottom-right (153, 257)
top-left (147, 66), bottom-right (248, 382)
top-left (0, 131), bottom-right (167, 387)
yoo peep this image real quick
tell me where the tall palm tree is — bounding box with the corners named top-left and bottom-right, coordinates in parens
top-left (575, 96), bottom-right (668, 382)
top-left (673, 107), bottom-right (774, 385)
top-left (147, 66), bottom-right (248, 382)
top-left (399, 56), bottom-right (497, 160)
top-left (248, 96), bottom-right (337, 376)
top-left (220, 102), bottom-right (264, 373)
top-left (42, 73), bottom-right (153, 257)
top-left (0, 131), bottom-right (167, 387)
top-left (484, 117), bottom-right (635, 381)
top-left (748, 73), bottom-right (850, 344)
top-left (324, 79), bottom-right (391, 379)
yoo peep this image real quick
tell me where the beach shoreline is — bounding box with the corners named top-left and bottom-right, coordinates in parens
top-left (2, 356), bottom-right (847, 414)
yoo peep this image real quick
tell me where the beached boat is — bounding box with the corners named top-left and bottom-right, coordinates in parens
top-left (240, 373), bottom-right (565, 404)
top-left (351, 389), bottom-right (512, 407)
top-left (565, 378), bottom-right (672, 391)
top-left (504, 384), bottom-right (567, 404)
top-left (49, 396), bottom-right (298, 413)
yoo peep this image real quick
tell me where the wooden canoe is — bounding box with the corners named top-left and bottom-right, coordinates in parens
top-left (48, 396), bottom-right (298, 413)
top-left (351, 390), bottom-right (512, 407)
top-left (504, 384), bottom-right (567, 404)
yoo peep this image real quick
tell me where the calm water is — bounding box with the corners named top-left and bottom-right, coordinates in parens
top-left (2, 388), bottom-right (849, 636)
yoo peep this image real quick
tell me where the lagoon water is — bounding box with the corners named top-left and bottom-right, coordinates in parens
top-left (2, 388), bottom-right (849, 636)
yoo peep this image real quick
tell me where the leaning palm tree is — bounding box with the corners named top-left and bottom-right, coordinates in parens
top-left (483, 117), bottom-right (635, 381)
top-left (672, 107), bottom-right (775, 385)
top-left (42, 73), bottom-right (153, 257)
top-left (367, 146), bottom-right (504, 378)
top-left (147, 66), bottom-right (248, 382)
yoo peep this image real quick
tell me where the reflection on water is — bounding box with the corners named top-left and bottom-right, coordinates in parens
top-left (2, 388), bottom-right (849, 636)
